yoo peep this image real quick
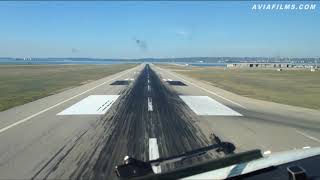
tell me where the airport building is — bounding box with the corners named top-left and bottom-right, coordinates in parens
top-left (226, 63), bottom-right (319, 70)
top-left (227, 63), bottom-right (294, 68)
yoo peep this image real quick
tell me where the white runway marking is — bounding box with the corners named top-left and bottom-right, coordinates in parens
top-left (158, 67), bottom-right (246, 109)
top-left (130, 78), bottom-right (134, 81)
top-left (149, 138), bottom-right (161, 174)
top-left (57, 95), bottom-right (119, 115)
top-left (148, 85), bottom-right (151, 92)
top-left (296, 130), bottom-right (320, 143)
top-left (124, 78), bottom-right (129, 81)
top-left (179, 96), bottom-right (242, 116)
top-left (263, 150), bottom-right (271, 155)
top-left (148, 97), bottom-right (153, 111)
top-left (0, 67), bottom-right (136, 134)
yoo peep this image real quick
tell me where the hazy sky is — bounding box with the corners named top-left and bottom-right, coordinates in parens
top-left (0, 1), bottom-right (319, 58)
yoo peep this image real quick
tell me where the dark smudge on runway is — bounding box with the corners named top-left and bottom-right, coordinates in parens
top-left (33, 64), bottom-right (220, 179)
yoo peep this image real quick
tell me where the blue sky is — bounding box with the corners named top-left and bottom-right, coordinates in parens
top-left (0, 1), bottom-right (319, 58)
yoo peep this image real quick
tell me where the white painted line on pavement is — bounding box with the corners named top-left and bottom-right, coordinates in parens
top-left (148, 85), bottom-right (151, 92)
top-left (180, 96), bottom-right (242, 116)
top-left (148, 97), bottom-right (153, 111)
top-left (158, 67), bottom-right (246, 109)
top-left (0, 68), bottom-right (136, 134)
top-left (149, 138), bottom-right (161, 174)
top-left (57, 95), bottom-right (119, 115)
top-left (296, 130), bottom-right (320, 143)
top-left (263, 150), bottom-right (271, 155)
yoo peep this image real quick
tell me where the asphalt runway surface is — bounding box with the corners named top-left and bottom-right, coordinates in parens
top-left (0, 64), bottom-right (221, 179)
top-left (61, 64), bottom-right (217, 179)
top-left (0, 64), bottom-right (320, 179)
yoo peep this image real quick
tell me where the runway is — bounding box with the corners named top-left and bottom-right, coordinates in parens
top-left (0, 64), bottom-right (320, 179)
top-left (64, 64), bottom-right (217, 179)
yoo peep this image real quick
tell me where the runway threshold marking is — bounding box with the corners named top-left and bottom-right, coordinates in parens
top-left (149, 138), bottom-right (161, 174)
top-left (0, 67), bottom-right (137, 134)
top-left (57, 95), bottom-right (119, 115)
top-left (157, 67), bottom-right (246, 109)
top-left (180, 96), bottom-right (242, 116)
top-left (295, 130), bottom-right (320, 143)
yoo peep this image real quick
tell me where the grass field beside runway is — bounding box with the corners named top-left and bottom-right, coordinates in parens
top-left (159, 64), bottom-right (320, 110)
top-left (0, 64), bottom-right (136, 111)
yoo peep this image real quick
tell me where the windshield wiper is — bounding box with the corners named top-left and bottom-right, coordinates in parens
top-left (115, 135), bottom-right (262, 179)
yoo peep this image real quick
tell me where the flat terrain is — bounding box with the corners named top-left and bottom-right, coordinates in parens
top-left (0, 64), bottom-right (136, 111)
top-left (158, 64), bottom-right (320, 110)
top-left (0, 64), bottom-right (319, 179)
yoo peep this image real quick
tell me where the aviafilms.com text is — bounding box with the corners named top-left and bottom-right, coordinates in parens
top-left (252, 3), bottom-right (317, 11)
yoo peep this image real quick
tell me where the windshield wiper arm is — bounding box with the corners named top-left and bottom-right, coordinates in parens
top-left (115, 139), bottom-right (261, 179)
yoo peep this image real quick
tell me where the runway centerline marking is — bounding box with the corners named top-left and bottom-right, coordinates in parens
top-left (295, 130), bottom-right (320, 143)
top-left (148, 97), bottom-right (153, 112)
top-left (157, 67), bottom-right (246, 109)
top-left (149, 138), bottom-right (161, 174)
top-left (263, 150), bottom-right (271, 155)
top-left (0, 67), bottom-right (138, 135)
top-left (148, 85), bottom-right (151, 92)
